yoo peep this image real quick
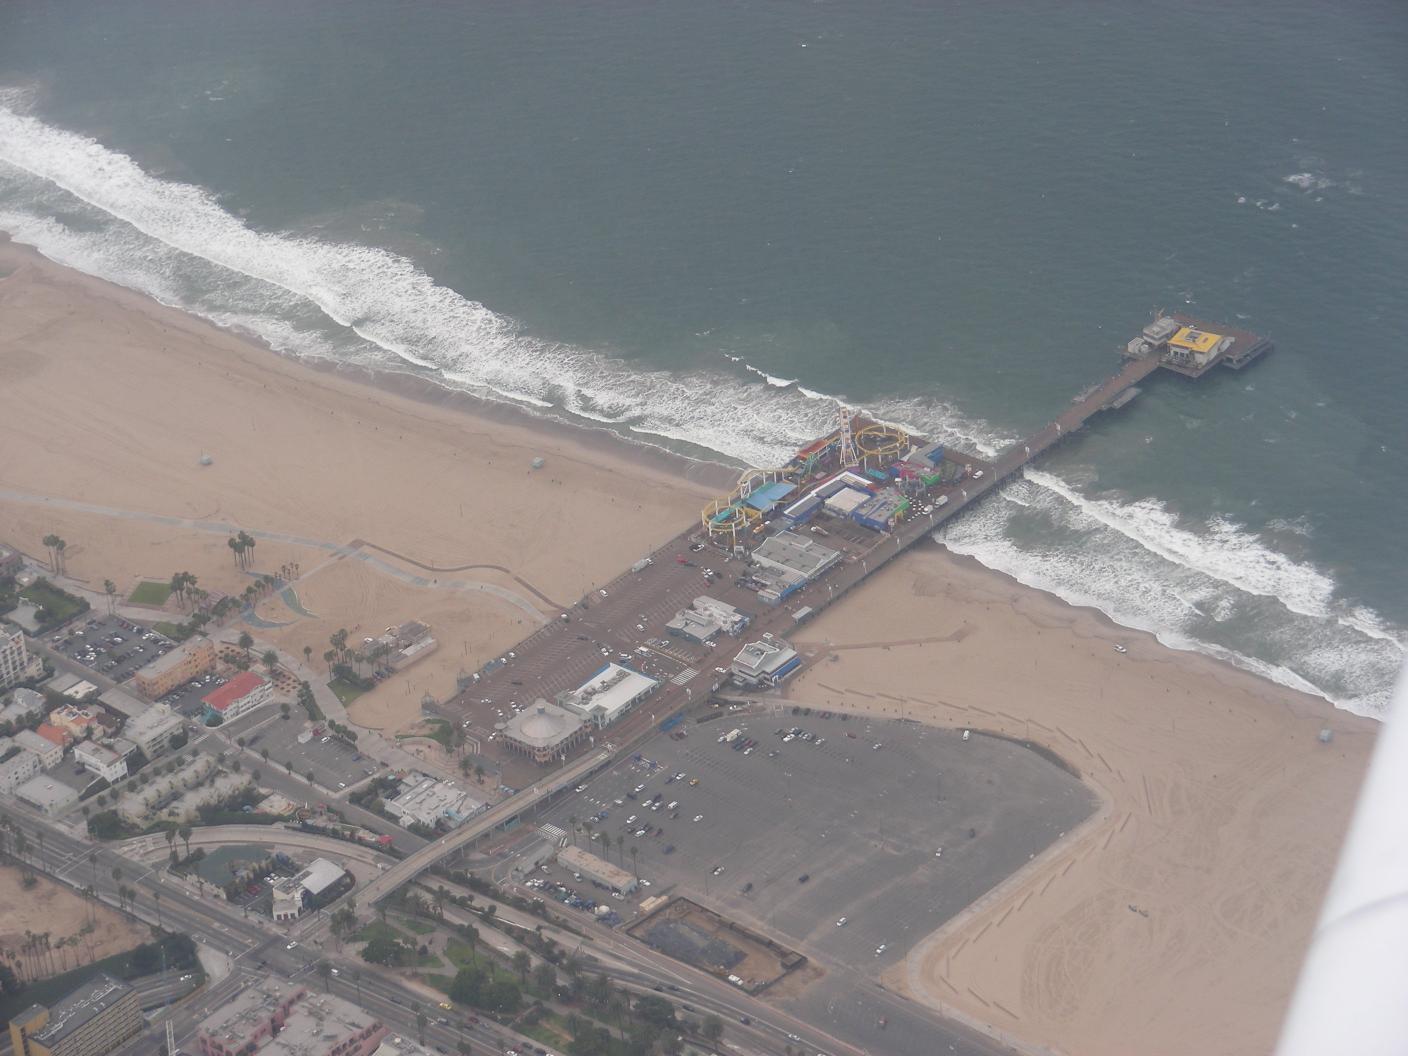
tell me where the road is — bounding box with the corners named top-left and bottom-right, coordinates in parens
top-left (354, 748), bottom-right (614, 906)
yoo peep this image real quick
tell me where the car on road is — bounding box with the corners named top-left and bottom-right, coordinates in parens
top-left (286, 941), bottom-right (298, 950)
top-left (598, 589), bottom-right (608, 597)
top-left (875, 944), bottom-right (887, 955)
top-left (836, 917), bottom-right (848, 927)
top-left (692, 814), bottom-right (703, 822)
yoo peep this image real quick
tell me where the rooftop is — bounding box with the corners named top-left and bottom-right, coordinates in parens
top-left (750, 531), bottom-right (841, 580)
top-left (135, 636), bottom-right (212, 677)
top-left (203, 671), bottom-right (267, 712)
top-left (98, 686), bottom-right (150, 719)
top-left (557, 663), bottom-right (658, 725)
top-left (502, 701), bottom-right (585, 748)
top-left (295, 857), bottom-right (346, 896)
top-left (14, 774), bottom-right (78, 810)
top-left (31, 972), bottom-right (136, 1045)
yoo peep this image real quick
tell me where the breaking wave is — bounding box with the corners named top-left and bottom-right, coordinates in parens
top-left (0, 99), bottom-right (1400, 717)
top-left (939, 474), bottom-right (1403, 718)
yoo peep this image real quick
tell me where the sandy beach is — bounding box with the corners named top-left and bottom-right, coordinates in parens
top-left (785, 548), bottom-right (1376, 1056)
top-left (0, 236), bottom-right (1378, 1055)
top-left (0, 237), bottom-right (713, 727)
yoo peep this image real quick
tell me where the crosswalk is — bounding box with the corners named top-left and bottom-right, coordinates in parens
top-left (670, 667), bottom-right (698, 686)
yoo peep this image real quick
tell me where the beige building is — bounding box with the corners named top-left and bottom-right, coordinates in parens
top-left (1, 627), bottom-right (43, 691)
top-left (122, 704), bottom-right (184, 759)
top-left (558, 844), bottom-right (638, 894)
top-left (500, 700), bottom-right (588, 764)
top-left (197, 982), bottom-right (386, 1056)
top-left (131, 637), bottom-right (216, 700)
top-left (9, 973), bottom-right (143, 1056)
top-left (0, 749), bottom-right (41, 794)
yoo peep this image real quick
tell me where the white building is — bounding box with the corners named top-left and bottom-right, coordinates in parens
top-left (0, 749), bottom-right (41, 794)
top-left (0, 627), bottom-right (43, 691)
top-left (731, 637), bottom-right (802, 687)
top-left (202, 672), bottom-right (272, 724)
top-left (14, 727), bottom-right (63, 769)
top-left (15, 774), bottom-right (78, 813)
top-left (74, 740), bottom-right (129, 783)
top-left (1, 687), bottom-right (46, 726)
top-left (557, 844), bottom-right (638, 894)
top-left (557, 663), bottom-right (658, 728)
top-left (384, 776), bottom-right (487, 830)
top-left (123, 704), bottom-right (185, 759)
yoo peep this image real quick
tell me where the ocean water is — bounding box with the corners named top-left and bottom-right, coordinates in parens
top-left (1, 2), bottom-right (1404, 716)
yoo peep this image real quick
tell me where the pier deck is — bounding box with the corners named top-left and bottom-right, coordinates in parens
top-left (437, 349), bottom-right (1168, 783)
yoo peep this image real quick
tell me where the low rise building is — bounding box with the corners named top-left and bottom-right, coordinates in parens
top-left (97, 686), bottom-right (149, 720)
top-left (196, 982), bottom-right (385, 1056)
top-left (131, 637), bottom-right (216, 700)
top-left (8, 973), bottom-right (143, 1056)
top-left (731, 637), bottom-right (802, 687)
top-left (121, 703), bottom-right (185, 759)
top-left (14, 773), bottom-right (78, 813)
top-left (0, 748), bottom-right (41, 794)
top-left (74, 740), bottom-right (128, 784)
top-left (384, 775), bottom-right (488, 830)
top-left (500, 701), bottom-right (588, 764)
top-left (1, 626), bottom-right (43, 691)
top-left (557, 663), bottom-right (658, 728)
top-left (0, 542), bottom-right (22, 577)
top-left (48, 704), bottom-right (100, 741)
top-left (15, 727), bottom-right (64, 769)
top-left (202, 671), bottom-right (271, 724)
top-left (1, 686), bottom-right (46, 727)
top-left (114, 753), bottom-right (216, 824)
top-left (557, 844), bottom-right (638, 894)
top-left (748, 530), bottom-right (841, 603)
top-left (272, 858), bottom-right (351, 921)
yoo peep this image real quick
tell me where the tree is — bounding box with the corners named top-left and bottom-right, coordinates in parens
top-left (103, 579), bottom-right (117, 615)
top-left (415, 1007), bottom-right (428, 1045)
top-left (280, 702), bottom-right (291, 721)
top-left (629, 846), bottom-right (639, 879)
top-left (700, 1014), bottom-right (724, 1043)
top-left (316, 960), bottom-right (333, 992)
top-left (512, 950), bottom-right (531, 983)
top-left (42, 534), bottom-right (60, 574)
top-left (568, 815), bottom-right (578, 848)
top-left (178, 825), bottom-right (193, 857)
top-left (261, 650), bottom-right (279, 676)
top-left (532, 961), bottom-right (556, 994)
top-left (54, 538), bottom-right (66, 575)
top-left (303, 645), bottom-right (313, 667)
top-left (361, 936), bottom-right (404, 966)
top-left (238, 631), bottom-right (254, 658)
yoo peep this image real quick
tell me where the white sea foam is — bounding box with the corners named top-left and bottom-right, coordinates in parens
top-left (0, 100), bottom-right (1401, 717)
top-left (940, 473), bottom-right (1402, 718)
top-left (1284, 172), bottom-right (1333, 192)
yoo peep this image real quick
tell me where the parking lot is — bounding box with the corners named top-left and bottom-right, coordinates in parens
top-left (222, 706), bottom-right (386, 794)
top-left (540, 711), bottom-right (1096, 971)
top-left (48, 614), bottom-right (176, 684)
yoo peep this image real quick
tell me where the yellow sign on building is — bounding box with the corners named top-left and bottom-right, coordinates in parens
top-left (1169, 326), bottom-right (1223, 354)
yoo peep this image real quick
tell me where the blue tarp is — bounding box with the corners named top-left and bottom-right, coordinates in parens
top-left (742, 481), bottom-right (797, 512)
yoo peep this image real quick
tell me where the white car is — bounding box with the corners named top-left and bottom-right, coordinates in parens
top-left (599, 589), bottom-right (608, 597)
top-left (875, 944), bottom-right (887, 955)
top-left (836, 917), bottom-right (848, 927)
top-left (286, 941), bottom-right (298, 950)
top-left (693, 814), bottom-right (704, 822)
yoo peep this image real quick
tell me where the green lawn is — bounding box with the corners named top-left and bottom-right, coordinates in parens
top-left (354, 920), bottom-right (408, 944)
top-left (328, 677), bottom-right (366, 705)
top-left (398, 916), bottom-right (435, 935)
top-left (20, 579), bottom-right (87, 625)
top-left (128, 580), bottom-right (173, 606)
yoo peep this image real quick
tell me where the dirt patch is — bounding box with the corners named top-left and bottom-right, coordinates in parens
top-left (0, 865), bottom-right (149, 981)
top-left (626, 897), bottom-right (805, 994)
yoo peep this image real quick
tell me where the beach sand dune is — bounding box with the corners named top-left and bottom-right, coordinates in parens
top-left (787, 549), bottom-right (1375, 1056)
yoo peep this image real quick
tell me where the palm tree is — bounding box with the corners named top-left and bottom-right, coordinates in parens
top-left (238, 631), bottom-right (254, 658)
top-left (178, 825), bottom-right (193, 857)
top-left (228, 535), bottom-right (242, 568)
top-left (352, 968), bottom-right (364, 1006)
top-left (152, 890), bottom-right (163, 930)
top-left (568, 815), bottom-right (578, 848)
top-left (629, 846), bottom-right (639, 880)
top-left (261, 649), bottom-right (279, 676)
top-left (54, 538), bottom-right (67, 575)
top-left (303, 645), bottom-right (313, 667)
top-left (316, 960), bottom-right (333, 992)
top-left (323, 649), bottom-right (337, 674)
top-left (512, 950), bottom-right (531, 983)
top-left (103, 580), bottom-right (117, 615)
top-left (42, 534), bottom-right (60, 573)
